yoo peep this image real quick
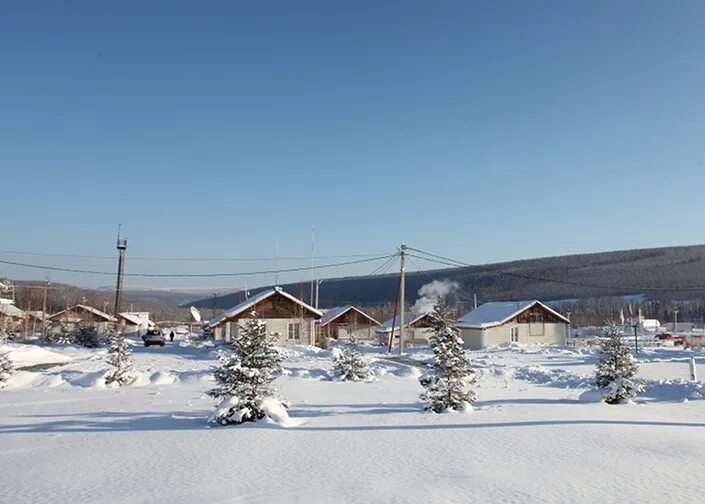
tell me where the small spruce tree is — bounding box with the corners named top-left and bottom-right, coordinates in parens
top-left (0, 324), bottom-right (13, 388)
top-left (49, 322), bottom-right (76, 344)
top-left (0, 351), bottom-right (15, 388)
top-left (74, 321), bottom-right (101, 348)
top-left (419, 299), bottom-right (476, 413)
top-left (208, 312), bottom-right (286, 425)
top-left (332, 337), bottom-right (372, 381)
top-left (595, 325), bottom-right (644, 404)
top-left (104, 325), bottom-right (136, 386)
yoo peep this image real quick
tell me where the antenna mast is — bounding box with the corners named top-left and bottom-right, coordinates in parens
top-left (113, 225), bottom-right (128, 317)
top-left (310, 224), bottom-right (315, 306)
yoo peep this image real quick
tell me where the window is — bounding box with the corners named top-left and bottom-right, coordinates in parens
top-left (288, 322), bottom-right (301, 340)
top-left (510, 327), bottom-right (519, 343)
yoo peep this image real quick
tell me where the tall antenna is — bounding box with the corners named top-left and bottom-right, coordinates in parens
top-left (275, 242), bottom-right (280, 286)
top-left (310, 224), bottom-right (315, 305)
top-left (113, 224), bottom-right (128, 317)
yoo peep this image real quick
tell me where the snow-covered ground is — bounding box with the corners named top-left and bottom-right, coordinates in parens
top-left (1, 340), bottom-right (704, 503)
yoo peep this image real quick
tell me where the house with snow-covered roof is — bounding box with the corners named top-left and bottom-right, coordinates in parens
top-left (48, 304), bottom-right (117, 335)
top-left (118, 312), bottom-right (153, 338)
top-left (374, 311), bottom-right (435, 346)
top-left (320, 306), bottom-right (380, 342)
top-left (209, 287), bottom-right (322, 345)
top-left (456, 300), bottom-right (570, 350)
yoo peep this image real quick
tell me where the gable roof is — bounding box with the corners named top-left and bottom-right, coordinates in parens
top-left (320, 306), bottom-right (380, 327)
top-left (375, 311), bottom-right (430, 334)
top-left (119, 312), bottom-right (147, 325)
top-left (456, 300), bottom-right (569, 329)
top-left (0, 303), bottom-right (25, 318)
top-left (49, 304), bottom-right (117, 323)
top-left (211, 287), bottom-right (322, 327)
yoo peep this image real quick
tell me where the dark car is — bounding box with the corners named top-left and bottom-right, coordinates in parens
top-left (142, 328), bottom-right (166, 347)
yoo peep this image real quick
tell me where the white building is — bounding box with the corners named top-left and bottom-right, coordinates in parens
top-left (209, 287), bottom-right (322, 345)
top-left (456, 300), bottom-right (570, 350)
top-left (118, 312), bottom-right (153, 338)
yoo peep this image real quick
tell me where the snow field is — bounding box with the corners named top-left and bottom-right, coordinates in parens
top-left (1, 340), bottom-right (704, 503)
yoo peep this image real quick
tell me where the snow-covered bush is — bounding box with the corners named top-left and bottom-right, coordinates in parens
top-left (419, 300), bottom-right (476, 413)
top-left (74, 321), bottom-right (101, 348)
top-left (46, 322), bottom-right (75, 344)
top-left (318, 332), bottom-right (331, 350)
top-left (0, 352), bottom-right (14, 388)
top-left (207, 312), bottom-right (286, 425)
top-left (0, 323), bottom-right (12, 387)
top-left (332, 337), bottom-right (372, 381)
top-left (104, 325), bottom-right (136, 386)
top-left (595, 326), bottom-right (644, 404)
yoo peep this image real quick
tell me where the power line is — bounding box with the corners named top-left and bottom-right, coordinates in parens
top-left (406, 247), bottom-right (705, 293)
top-left (0, 249), bottom-right (388, 262)
top-left (0, 254), bottom-right (396, 278)
top-left (367, 252), bottom-right (400, 277)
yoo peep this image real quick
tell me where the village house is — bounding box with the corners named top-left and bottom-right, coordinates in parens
top-left (117, 312), bottom-right (153, 338)
top-left (456, 300), bottom-right (570, 350)
top-left (209, 287), bottom-right (322, 345)
top-left (319, 306), bottom-right (380, 341)
top-left (375, 311), bottom-right (435, 346)
top-left (0, 301), bottom-right (26, 334)
top-left (48, 304), bottom-right (117, 334)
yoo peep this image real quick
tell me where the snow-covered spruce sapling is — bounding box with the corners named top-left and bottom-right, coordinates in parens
top-left (419, 299), bottom-right (476, 413)
top-left (74, 321), bottom-right (101, 348)
top-left (104, 325), bottom-right (136, 387)
top-left (207, 312), bottom-right (287, 425)
top-left (0, 351), bottom-right (13, 388)
top-left (48, 322), bottom-right (76, 344)
top-left (0, 325), bottom-right (13, 388)
top-left (595, 326), bottom-right (644, 404)
top-left (332, 337), bottom-right (372, 381)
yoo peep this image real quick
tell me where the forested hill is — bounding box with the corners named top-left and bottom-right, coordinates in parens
top-left (186, 244), bottom-right (705, 312)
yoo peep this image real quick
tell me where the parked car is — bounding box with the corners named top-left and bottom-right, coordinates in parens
top-left (142, 328), bottom-right (166, 347)
top-left (654, 332), bottom-right (688, 346)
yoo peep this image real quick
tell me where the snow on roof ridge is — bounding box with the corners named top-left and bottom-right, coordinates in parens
top-left (320, 306), bottom-right (380, 327)
top-left (211, 287), bottom-right (322, 327)
top-left (456, 300), bottom-right (569, 328)
top-left (375, 311), bottom-right (430, 333)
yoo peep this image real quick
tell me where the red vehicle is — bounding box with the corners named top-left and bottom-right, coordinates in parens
top-left (655, 332), bottom-right (689, 346)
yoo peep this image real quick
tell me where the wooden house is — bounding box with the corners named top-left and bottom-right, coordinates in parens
top-left (209, 287), bottom-right (322, 345)
top-left (375, 311), bottom-right (435, 346)
top-left (320, 306), bottom-right (380, 341)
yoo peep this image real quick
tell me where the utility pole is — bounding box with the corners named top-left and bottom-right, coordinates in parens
top-left (211, 292), bottom-right (218, 320)
top-left (633, 322), bottom-right (639, 356)
top-left (674, 307), bottom-right (679, 334)
top-left (113, 226), bottom-right (128, 317)
top-left (42, 278), bottom-right (49, 340)
top-left (473, 293), bottom-right (477, 310)
top-left (399, 244), bottom-right (407, 354)
top-left (315, 279), bottom-right (321, 310)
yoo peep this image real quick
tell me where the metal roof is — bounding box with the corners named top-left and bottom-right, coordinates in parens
top-left (210, 287), bottom-right (322, 327)
top-left (456, 300), bottom-right (569, 329)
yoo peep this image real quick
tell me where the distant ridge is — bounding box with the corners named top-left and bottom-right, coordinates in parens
top-left (185, 244), bottom-right (705, 311)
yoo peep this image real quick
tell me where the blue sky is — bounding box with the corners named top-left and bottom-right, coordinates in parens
top-left (1, 0), bottom-right (704, 290)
